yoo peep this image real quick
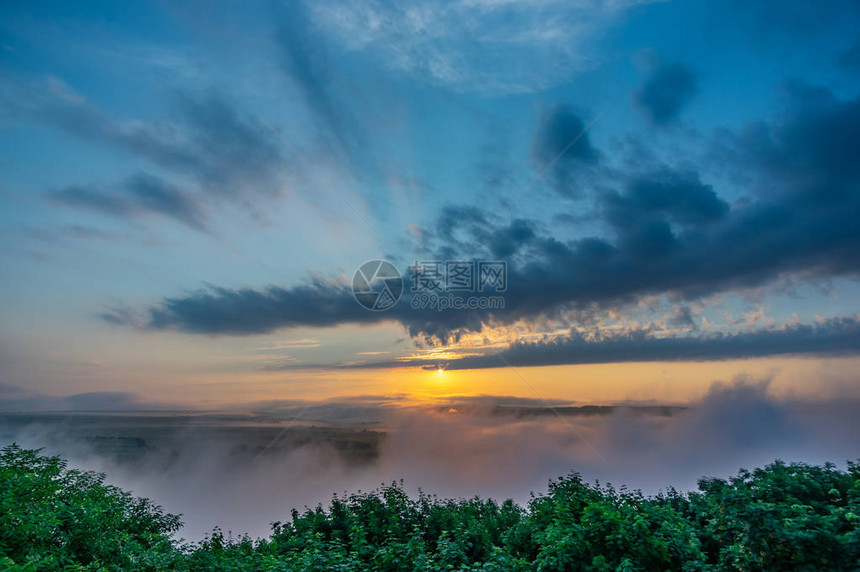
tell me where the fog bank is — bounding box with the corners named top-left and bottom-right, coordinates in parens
top-left (2, 378), bottom-right (858, 540)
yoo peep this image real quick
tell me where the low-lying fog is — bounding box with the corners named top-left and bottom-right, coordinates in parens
top-left (2, 377), bottom-right (859, 541)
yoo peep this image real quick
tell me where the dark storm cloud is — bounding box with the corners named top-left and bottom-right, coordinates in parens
top-left (108, 83), bottom-right (860, 354)
top-left (603, 169), bottom-right (729, 227)
top-left (488, 219), bottom-right (537, 259)
top-left (598, 168), bottom-right (728, 261)
top-left (142, 280), bottom-right (388, 335)
top-left (50, 173), bottom-right (207, 230)
top-left (103, 277), bottom-right (491, 341)
top-left (433, 206), bottom-right (536, 260)
top-left (634, 62), bottom-right (698, 125)
top-left (741, 81), bottom-right (860, 206)
top-left (531, 103), bottom-right (599, 197)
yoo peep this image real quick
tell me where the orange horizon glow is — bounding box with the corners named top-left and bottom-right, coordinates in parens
top-left (101, 355), bottom-right (860, 411)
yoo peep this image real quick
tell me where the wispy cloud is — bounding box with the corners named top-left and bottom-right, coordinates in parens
top-left (308, 0), bottom-right (659, 93)
top-left (49, 173), bottom-right (208, 231)
top-left (4, 77), bottom-right (292, 210)
top-left (255, 338), bottom-right (323, 350)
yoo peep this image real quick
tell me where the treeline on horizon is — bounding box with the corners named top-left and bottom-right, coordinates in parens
top-left (1, 445), bottom-right (859, 571)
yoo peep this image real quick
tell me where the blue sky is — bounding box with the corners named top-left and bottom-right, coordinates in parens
top-left (2, 0), bottom-right (860, 407)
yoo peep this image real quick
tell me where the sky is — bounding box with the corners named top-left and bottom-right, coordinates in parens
top-left (2, 0), bottom-right (860, 412)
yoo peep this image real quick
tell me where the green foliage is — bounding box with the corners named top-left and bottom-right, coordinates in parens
top-left (2, 444), bottom-right (859, 571)
top-left (688, 460), bottom-right (860, 570)
top-left (0, 444), bottom-right (182, 571)
top-left (527, 475), bottom-right (706, 571)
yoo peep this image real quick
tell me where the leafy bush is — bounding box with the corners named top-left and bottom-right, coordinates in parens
top-left (0, 444), bottom-right (181, 571)
top-left (2, 444), bottom-right (859, 571)
top-left (688, 461), bottom-right (860, 570)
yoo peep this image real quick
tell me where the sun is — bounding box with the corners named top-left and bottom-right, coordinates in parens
top-left (436, 368), bottom-right (445, 375)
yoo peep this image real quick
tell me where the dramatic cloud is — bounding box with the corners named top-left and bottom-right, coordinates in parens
top-left (105, 83), bottom-right (860, 352)
top-left (433, 206), bottom-right (537, 260)
top-left (603, 169), bottom-right (729, 226)
top-left (140, 280), bottom-right (384, 335)
top-left (634, 62), bottom-right (698, 125)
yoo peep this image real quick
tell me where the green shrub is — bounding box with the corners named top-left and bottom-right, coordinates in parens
top-left (0, 444), bottom-right (182, 571)
top-left (2, 444), bottom-right (858, 571)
